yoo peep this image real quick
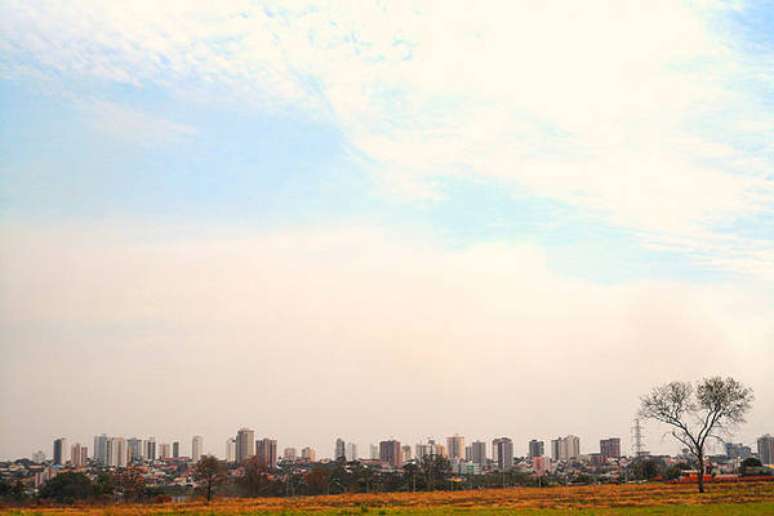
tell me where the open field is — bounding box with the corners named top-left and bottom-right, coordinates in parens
top-left (2, 482), bottom-right (774, 514)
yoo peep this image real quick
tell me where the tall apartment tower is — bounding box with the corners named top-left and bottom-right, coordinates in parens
top-left (600, 438), bottom-right (621, 459)
top-left (415, 443), bottom-right (430, 460)
top-left (172, 441), bottom-right (180, 458)
top-left (226, 438), bottom-right (236, 463)
top-left (70, 443), bottom-right (85, 467)
top-left (564, 435), bottom-right (581, 461)
top-left (159, 443), bottom-right (171, 460)
top-left (551, 438), bottom-right (560, 461)
top-left (192, 435), bottom-right (203, 462)
top-left (432, 442), bottom-right (448, 458)
top-left (235, 428), bottom-right (256, 463)
top-left (283, 447), bottom-right (297, 460)
top-left (401, 445), bottom-right (412, 462)
top-left (107, 437), bottom-right (127, 467)
top-left (552, 435), bottom-right (580, 461)
top-left (118, 438), bottom-right (128, 467)
top-left (346, 442), bottom-right (358, 462)
top-left (53, 438), bottom-right (68, 466)
top-left (256, 438), bottom-right (277, 469)
top-left (301, 447), bottom-right (316, 462)
top-left (370, 444), bottom-right (380, 460)
top-left (492, 437), bottom-right (514, 471)
top-left (758, 434), bottom-right (774, 465)
top-left (379, 440), bottom-right (402, 468)
top-left (447, 435), bottom-right (465, 460)
top-left (128, 438), bottom-right (143, 462)
top-left (93, 434), bottom-right (108, 465)
top-left (146, 437), bottom-right (157, 462)
top-left (528, 440), bottom-right (545, 458)
top-left (471, 440), bottom-right (487, 466)
top-left (335, 438), bottom-right (346, 461)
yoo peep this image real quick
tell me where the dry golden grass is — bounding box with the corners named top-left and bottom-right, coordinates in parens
top-left (3, 481), bottom-right (774, 514)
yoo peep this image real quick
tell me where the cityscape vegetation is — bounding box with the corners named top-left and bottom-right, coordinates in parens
top-left (1, 378), bottom-right (772, 511)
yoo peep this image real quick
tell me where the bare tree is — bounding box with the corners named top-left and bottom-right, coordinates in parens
top-left (193, 455), bottom-right (227, 502)
top-left (639, 376), bottom-right (753, 493)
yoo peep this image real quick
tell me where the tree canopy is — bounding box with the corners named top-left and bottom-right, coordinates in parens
top-left (193, 455), bottom-right (227, 502)
top-left (639, 376), bottom-right (753, 493)
top-left (38, 472), bottom-right (94, 503)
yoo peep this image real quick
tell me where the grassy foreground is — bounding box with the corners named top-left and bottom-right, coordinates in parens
top-left (2, 481), bottom-right (774, 514)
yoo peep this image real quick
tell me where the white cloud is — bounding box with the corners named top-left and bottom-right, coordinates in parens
top-left (77, 99), bottom-right (197, 146)
top-left (0, 0), bottom-right (772, 277)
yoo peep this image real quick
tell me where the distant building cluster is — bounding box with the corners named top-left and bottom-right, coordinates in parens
top-left (85, 434), bottom-right (206, 467)
top-left (3, 429), bottom-right (771, 496)
top-left (36, 431), bottom-right (774, 472)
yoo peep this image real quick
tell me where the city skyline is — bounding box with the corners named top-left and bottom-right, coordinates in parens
top-left (19, 427), bottom-right (772, 465)
top-left (1, 1), bottom-right (773, 463)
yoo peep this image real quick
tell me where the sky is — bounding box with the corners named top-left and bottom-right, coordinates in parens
top-left (0, 0), bottom-right (773, 461)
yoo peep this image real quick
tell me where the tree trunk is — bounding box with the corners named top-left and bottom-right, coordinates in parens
top-left (697, 454), bottom-right (705, 494)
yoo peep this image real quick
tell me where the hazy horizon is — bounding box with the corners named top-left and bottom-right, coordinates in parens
top-left (1, 1), bottom-right (772, 462)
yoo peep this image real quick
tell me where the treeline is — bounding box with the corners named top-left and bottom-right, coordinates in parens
top-left (4, 455), bottom-right (768, 506)
top-left (634, 456), bottom-right (769, 481)
top-left (0, 455), bottom-right (540, 505)
top-left (187, 455), bottom-right (545, 501)
top-left (0, 468), bottom-right (183, 505)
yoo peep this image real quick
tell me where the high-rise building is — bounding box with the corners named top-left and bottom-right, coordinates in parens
top-left (32, 451), bottom-right (46, 463)
top-left (401, 445), bottom-right (412, 462)
top-left (159, 443), bottom-right (171, 460)
top-left (146, 437), bottom-right (157, 462)
top-left (471, 440), bottom-right (487, 466)
top-left (301, 447), bottom-right (316, 461)
top-left (335, 438), bottom-right (346, 461)
top-left (346, 442), bottom-right (358, 462)
top-left (550, 438), bottom-right (560, 461)
top-left (552, 435), bottom-right (580, 461)
top-left (563, 435), bottom-right (581, 461)
top-left (93, 434), bottom-right (108, 465)
top-left (192, 435), bottom-right (203, 462)
top-left (528, 440), bottom-right (544, 458)
top-left (370, 444), bottom-right (379, 460)
top-left (379, 440), bottom-right (402, 468)
top-left (492, 437), bottom-right (513, 471)
top-left (235, 428), bottom-right (256, 463)
top-left (283, 447), bottom-right (297, 460)
top-left (725, 442), bottom-right (752, 460)
top-left (53, 438), bottom-right (68, 466)
top-left (758, 434), bottom-right (774, 465)
top-left (447, 435), bottom-right (465, 460)
top-left (107, 437), bottom-right (127, 467)
top-left (415, 443), bottom-right (430, 460)
top-left (226, 438), bottom-right (236, 463)
top-left (256, 438), bottom-right (277, 469)
top-left (172, 441), bottom-right (180, 459)
top-left (128, 438), bottom-right (143, 462)
top-left (600, 438), bottom-right (621, 460)
top-left (70, 443), bottom-right (86, 468)
top-left (432, 442), bottom-right (448, 458)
